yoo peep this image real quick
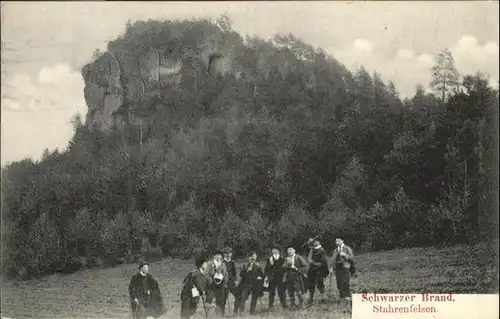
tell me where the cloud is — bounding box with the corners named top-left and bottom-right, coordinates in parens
top-left (488, 78), bottom-right (499, 89)
top-left (416, 53), bottom-right (434, 66)
top-left (451, 35), bottom-right (499, 80)
top-left (330, 41), bottom-right (434, 97)
top-left (1, 64), bottom-right (85, 113)
top-left (396, 49), bottom-right (415, 60)
top-left (328, 34), bottom-right (499, 98)
top-left (1, 64), bottom-right (87, 166)
top-left (353, 38), bottom-right (373, 51)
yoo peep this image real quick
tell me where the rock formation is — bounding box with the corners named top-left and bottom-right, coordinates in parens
top-left (81, 24), bottom-right (239, 131)
top-left (80, 20), bottom-right (308, 131)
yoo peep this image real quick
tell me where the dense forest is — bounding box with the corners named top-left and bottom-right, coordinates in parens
top-left (1, 17), bottom-right (498, 279)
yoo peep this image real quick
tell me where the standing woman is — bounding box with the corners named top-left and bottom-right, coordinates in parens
top-left (330, 237), bottom-right (354, 301)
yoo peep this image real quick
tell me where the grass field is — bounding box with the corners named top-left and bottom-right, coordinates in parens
top-left (1, 243), bottom-right (497, 319)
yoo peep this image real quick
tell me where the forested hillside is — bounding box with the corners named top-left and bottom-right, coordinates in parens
top-left (1, 17), bottom-right (498, 279)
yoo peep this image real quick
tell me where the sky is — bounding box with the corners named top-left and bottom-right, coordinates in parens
top-left (1, 1), bottom-right (499, 166)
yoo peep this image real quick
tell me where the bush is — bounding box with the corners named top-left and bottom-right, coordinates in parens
top-left (6, 213), bottom-right (67, 279)
top-left (68, 209), bottom-right (106, 257)
top-left (143, 247), bottom-right (163, 262)
top-left (276, 202), bottom-right (318, 250)
top-left (218, 209), bottom-right (246, 255)
top-left (158, 195), bottom-right (209, 257)
top-left (101, 212), bottom-right (130, 265)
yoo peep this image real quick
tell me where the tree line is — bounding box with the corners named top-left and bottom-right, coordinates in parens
top-left (1, 17), bottom-right (498, 280)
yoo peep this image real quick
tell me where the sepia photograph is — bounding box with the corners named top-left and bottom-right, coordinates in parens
top-left (1, 1), bottom-right (499, 319)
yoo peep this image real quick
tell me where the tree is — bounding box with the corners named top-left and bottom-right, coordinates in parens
top-left (92, 48), bottom-right (103, 61)
top-left (216, 13), bottom-right (232, 33)
top-left (354, 66), bottom-right (374, 110)
top-left (430, 48), bottom-right (460, 102)
top-left (372, 71), bottom-right (389, 107)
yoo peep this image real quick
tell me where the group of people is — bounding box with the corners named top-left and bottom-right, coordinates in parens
top-left (128, 236), bottom-right (355, 319)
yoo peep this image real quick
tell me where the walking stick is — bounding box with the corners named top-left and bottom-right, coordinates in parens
top-left (328, 272), bottom-right (333, 299)
top-left (227, 287), bottom-right (232, 315)
top-left (201, 293), bottom-right (208, 319)
top-left (133, 304), bottom-right (138, 319)
top-left (133, 299), bottom-right (140, 319)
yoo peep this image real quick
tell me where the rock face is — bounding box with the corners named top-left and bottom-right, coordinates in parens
top-left (81, 29), bottom-right (240, 131)
top-left (82, 49), bottom-right (177, 131)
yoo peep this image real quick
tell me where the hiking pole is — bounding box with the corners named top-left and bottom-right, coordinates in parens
top-left (201, 293), bottom-right (208, 319)
top-left (227, 289), bottom-right (232, 315)
top-left (133, 300), bottom-right (140, 319)
top-left (328, 272), bottom-right (333, 299)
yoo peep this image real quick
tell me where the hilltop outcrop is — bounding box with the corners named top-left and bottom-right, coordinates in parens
top-left (81, 20), bottom-right (240, 131)
top-left (80, 19), bottom-right (325, 131)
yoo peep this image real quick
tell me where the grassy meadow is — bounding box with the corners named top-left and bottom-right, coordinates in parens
top-left (1, 243), bottom-right (497, 319)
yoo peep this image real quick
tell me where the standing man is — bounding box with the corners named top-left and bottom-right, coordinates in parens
top-left (306, 236), bottom-right (329, 306)
top-left (283, 247), bottom-right (309, 310)
top-left (180, 254), bottom-right (212, 319)
top-left (234, 251), bottom-right (264, 315)
top-left (330, 237), bottom-right (354, 301)
top-left (206, 250), bottom-right (229, 316)
top-left (264, 246), bottom-right (287, 311)
top-left (128, 261), bottom-right (166, 319)
top-left (222, 247), bottom-right (237, 314)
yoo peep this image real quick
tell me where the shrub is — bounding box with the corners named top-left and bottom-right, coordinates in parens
top-left (16, 213), bottom-right (66, 278)
top-left (68, 208), bottom-right (106, 257)
top-left (143, 247), bottom-right (163, 262)
top-left (276, 201), bottom-right (317, 249)
top-left (101, 212), bottom-right (130, 265)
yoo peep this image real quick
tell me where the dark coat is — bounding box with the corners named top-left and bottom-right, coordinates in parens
top-left (264, 255), bottom-right (286, 283)
top-left (181, 269), bottom-right (212, 298)
top-left (238, 262), bottom-right (264, 294)
top-left (332, 245), bottom-right (356, 275)
top-left (224, 259), bottom-right (237, 286)
top-left (307, 246), bottom-right (329, 278)
top-left (128, 272), bottom-right (166, 318)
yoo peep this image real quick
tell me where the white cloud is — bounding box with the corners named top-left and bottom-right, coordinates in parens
top-left (1, 64), bottom-right (87, 166)
top-left (416, 53), bottom-right (434, 66)
top-left (457, 35), bottom-right (478, 50)
top-left (488, 78), bottom-right (499, 89)
top-left (329, 34), bottom-right (499, 98)
top-left (451, 35), bottom-right (500, 79)
top-left (484, 41), bottom-right (499, 55)
top-left (2, 64), bottom-right (85, 112)
top-left (331, 43), bottom-right (435, 97)
top-left (1, 98), bottom-right (21, 111)
top-left (396, 49), bottom-right (414, 59)
top-left (38, 64), bottom-right (75, 85)
top-left (353, 38), bottom-right (373, 51)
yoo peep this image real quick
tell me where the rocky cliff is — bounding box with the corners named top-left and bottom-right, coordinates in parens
top-left (80, 19), bottom-right (319, 131)
top-left (81, 20), bottom-right (240, 131)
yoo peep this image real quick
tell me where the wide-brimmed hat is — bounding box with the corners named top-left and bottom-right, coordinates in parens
top-left (303, 235), bottom-right (321, 247)
top-left (222, 247), bottom-right (233, 254)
